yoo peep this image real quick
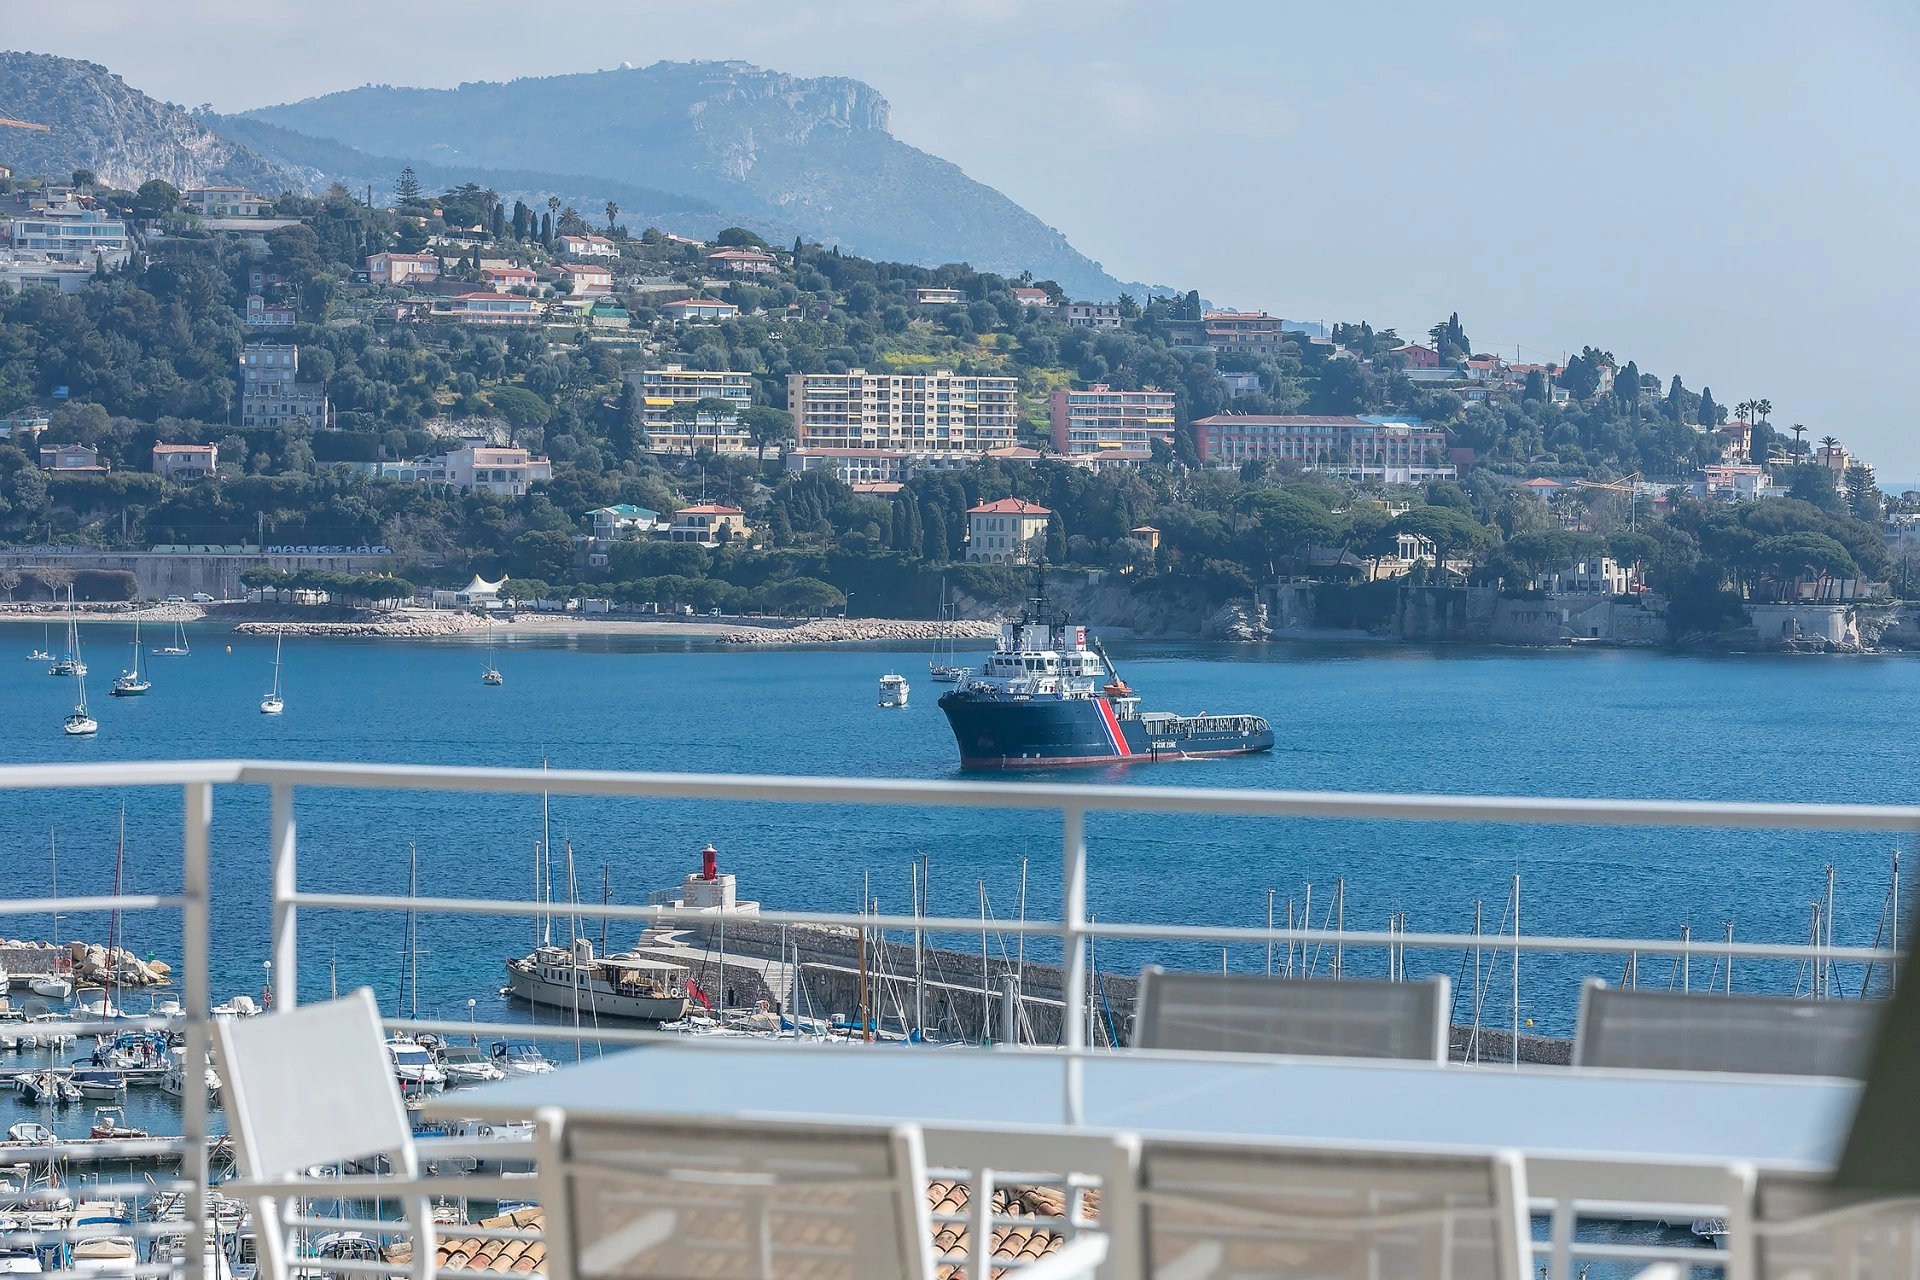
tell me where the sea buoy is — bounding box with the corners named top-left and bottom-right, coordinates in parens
top-left (226, 645), bottom-right (232, 653)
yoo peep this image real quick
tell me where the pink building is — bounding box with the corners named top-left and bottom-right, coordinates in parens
top-left (1393, 343), bottom-right (1441, 369)
top-left (152, 443), bottom-right (217, 481)
top-left (364, 252), bottom-right (440, 286)
top-left (557, 263), bottom-right (612, 295)
top-left (482, 266), bottom-right (536, 292)
top-left (1049, 384), bottom-right (1176, 458)
top-left (444, 446), bottom-right (553, 496)
top-left (707, 249), bottom-right (776, 275)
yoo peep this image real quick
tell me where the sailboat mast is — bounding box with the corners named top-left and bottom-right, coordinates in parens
top-left (540, 761), bottom-right (553, 948)
top-left (48, 828), bottom-right (59, 949)
top-left (109, 809), bottom-right (125, 1010)
top-left (599, 863), bottom-right (610, 957)
top-left (408, 842), bottom-right (420, 1020)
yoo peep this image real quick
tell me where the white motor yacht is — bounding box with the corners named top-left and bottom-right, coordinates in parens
top-left (878, 672), bottom-right (910, 707)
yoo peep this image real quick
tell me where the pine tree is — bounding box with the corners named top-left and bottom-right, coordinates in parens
top-left (923, 504), bottom-right (949, 561)
top-left (393, 166), bottom-right (421, 204)
top-left (1045, 515), bottom-right (1067, 563)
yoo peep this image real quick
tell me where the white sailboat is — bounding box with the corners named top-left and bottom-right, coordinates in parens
top-left (152, 618), bottom-right (189, 656)
top-left (110, 620), bottom-right (150, 696)
top-left (929, 583), bottom-right (968, 683)
top-left (50, 589), bottom-right (86, 676)
top-left (64, 594), bottom-right (98, 736)
top-left (259, 634), bottom-right (285, 714)
top-left (32, 830), bottom-right (73, 997)
top-left (482, 619), bottom-right (503, 685)
top-left (28, 623), bottom-right (53, 662)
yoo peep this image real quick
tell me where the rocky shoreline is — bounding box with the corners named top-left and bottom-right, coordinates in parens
top-left (718, 618), bottom-right (1003, 645)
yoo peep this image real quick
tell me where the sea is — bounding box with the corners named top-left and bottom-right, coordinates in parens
top-left (2, 622), bottom-right (1916, 1136)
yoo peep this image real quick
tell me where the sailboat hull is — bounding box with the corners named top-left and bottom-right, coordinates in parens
top-left (108, 684), bottom-right (149, 697)
top-left (505, 959), bottom-right (691, 1022)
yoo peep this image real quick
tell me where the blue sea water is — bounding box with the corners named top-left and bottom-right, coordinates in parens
top-left (2, 622), bottom-right (1915, 1087)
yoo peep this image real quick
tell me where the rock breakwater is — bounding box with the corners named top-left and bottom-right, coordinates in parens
top-left (718, 618), bottom-right (1002, 645)
top-left (233, 614), bottom-right (486, 638)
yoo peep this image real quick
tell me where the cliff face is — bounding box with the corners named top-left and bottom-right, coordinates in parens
top-left (243, 60), bottom-right (1123, 297)
top-left (0, 51), bottom-right (300, 193)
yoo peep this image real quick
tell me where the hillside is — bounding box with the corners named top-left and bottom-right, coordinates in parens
top-left (205, 113), bottom-right (805, 247)
top-left (241, 60), bottom-right (1127, 298)
top-left (0, 51), bottom-right (299, 193)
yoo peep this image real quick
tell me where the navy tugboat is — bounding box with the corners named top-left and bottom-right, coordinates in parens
top-left (937, 594), bottom-right (1274, 769)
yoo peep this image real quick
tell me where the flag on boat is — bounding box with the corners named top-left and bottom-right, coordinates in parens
top-left (687, 979), bottom-right (712, 1012)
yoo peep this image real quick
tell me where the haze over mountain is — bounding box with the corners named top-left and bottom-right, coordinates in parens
top-left (239, 61), bottom-right (1127, 297)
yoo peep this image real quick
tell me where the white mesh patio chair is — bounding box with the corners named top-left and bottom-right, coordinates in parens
top-left (1101, 1135), bottom-right (1530, 1280)
top-left (1742, 1169), bottom-right (1920, 1280)
top-left (534, 1107), bottom-right (941, 1280)
top-left (1133, 968), bottom-right (1450, 1061)
top-left (1572, 979), bottom-right (1881, 1077)
top-left (213, 987), bottom-right (433, 1280)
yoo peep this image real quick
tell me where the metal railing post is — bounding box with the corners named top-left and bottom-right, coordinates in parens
top-left (1061, 805), bottom-right (1087, 1125)
top-left (182, 781), bottom-right (213, 1280)
top-left (271, 783), bottom-right (298, 1010)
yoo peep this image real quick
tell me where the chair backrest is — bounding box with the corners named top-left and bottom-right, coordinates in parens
top-left (213, 986), bottom-right (412, 1177)
top-left (1572, 979), bottom-right (1882, 1077)
top-left (535, 1108), bottom-right (934, 1280)
top-left (1750, 1169), bottom-right (1920, 1280)
top-left (1103, 1136), bottom-right (1529, 1280)
top-left (1133, 969), bottom-right (1450, 1062)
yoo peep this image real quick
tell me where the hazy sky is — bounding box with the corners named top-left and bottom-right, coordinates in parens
top-left (13, 1), bottom-right (1920, 473)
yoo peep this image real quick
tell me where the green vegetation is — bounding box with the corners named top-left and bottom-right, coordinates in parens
top-left (0, 178), bottom-right (1898, 632)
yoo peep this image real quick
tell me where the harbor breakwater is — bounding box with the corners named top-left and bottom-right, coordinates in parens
top-left (719, 618), bottom-right (1002, 645)
top-left (679, 917), bottom-right (1572, 1062)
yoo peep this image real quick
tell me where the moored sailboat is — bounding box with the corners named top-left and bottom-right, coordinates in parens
top-left (109, 620), bottom-right (150, 696)
top-left (64, 597), bottom-right (98, 736)
top-left (259, 634), bottom-right (284, 714)
top-left (482, 619), bottom-right (503, 685)
top-left (151, 619), bottom-right (190, 656)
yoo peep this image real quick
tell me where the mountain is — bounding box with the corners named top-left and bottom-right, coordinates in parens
top-left (242, 60), bottom-right (1126, 298)
top-left (205, 113), bottom-right (808, 248)
top-left (0, 51), bottom-right (298, 193)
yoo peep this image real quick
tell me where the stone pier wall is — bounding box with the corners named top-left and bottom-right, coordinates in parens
top-left (0, 551), bottom-right (398, 600)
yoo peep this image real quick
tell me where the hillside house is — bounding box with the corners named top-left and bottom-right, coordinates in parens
top-left (152, 443), bottom-right (218, 481)
top-left (365, 252), bottom-right (440, 286)
top-left (707, 249), bottom-right (776, 275)
top-left (556, 233), bottom-right (618, 259)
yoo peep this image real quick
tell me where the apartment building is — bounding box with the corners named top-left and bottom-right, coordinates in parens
top-left (787, 369), bottom-right (1019, 454)
top-left (1191, 413), bottom-right (1455, 482)
top-left (708, 249), bottom-right (776, 274)
top-left (1049, 384), bottom-right (1177, 459)
top-left (557, 263), bottom-right (613, 295)
top-left (239, 344), bottom-right (329, 429)
top-left (1202, 311), bottom-right (1286, 355)
top-left (627, 365), bottom-right (754, 455)
top-left (7, 203), bottom-right (129, 262)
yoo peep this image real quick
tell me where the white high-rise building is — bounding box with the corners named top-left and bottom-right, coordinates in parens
top-left (787, 368), bottom-right (1020, 454)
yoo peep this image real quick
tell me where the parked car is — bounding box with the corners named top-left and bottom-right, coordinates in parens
top-left (163, 595), bottom-right (187, 605)
top-left (190, 592), bottom-right (214, 603)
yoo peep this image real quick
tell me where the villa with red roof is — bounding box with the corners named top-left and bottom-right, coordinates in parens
top-left (967, 498), bottom-right (1053, 564)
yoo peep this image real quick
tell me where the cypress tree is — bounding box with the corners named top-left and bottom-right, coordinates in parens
top-left (539, 211), bottom-right (553, 246)
top-left (490, 205), bottom-right (506, 240)
top-left (1698, 386), bottom-right (1719, 427)
top-left (923, 504), bottom-right (949, 561)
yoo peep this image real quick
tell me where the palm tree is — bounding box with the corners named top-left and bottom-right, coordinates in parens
top-left (1755, 398), bottom-right (1772, 425)
top-left (1736, 399), bottom-right (1755, 426)
top-left (1790, 422), bottom-right (1808, 460)
top-left (604, 201), bottom-right (619, 233)
top-left (1818, 435), bottom-right (1841, 460)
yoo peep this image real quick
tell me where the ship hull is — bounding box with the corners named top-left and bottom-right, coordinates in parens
top-left (940, 693), bottom-right (1273, 770)
top-left (504, 961), bottom-right (691, 1022)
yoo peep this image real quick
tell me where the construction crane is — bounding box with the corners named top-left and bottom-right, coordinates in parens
top-left (0, 116), bottom-right (50, 132)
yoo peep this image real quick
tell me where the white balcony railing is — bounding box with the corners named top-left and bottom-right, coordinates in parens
top-left (0, 759), bottom-right (1910, 1279)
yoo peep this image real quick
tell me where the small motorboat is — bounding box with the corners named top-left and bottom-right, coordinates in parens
top-left (73, 1068), bottom-right (126, 1100)
top-left (89, 1108), bottom-right (147, 1140)
top-left (440, 1043), bottom-right (505, 1085)
top-left (28, 974), bottom-right (73, 1000)
top-left (5, 1122), bottom-right (55, 1146)
top-left (489, 1040), bottom-right (556, 1076)
top-left (878, 672), bottom-right (910, 708)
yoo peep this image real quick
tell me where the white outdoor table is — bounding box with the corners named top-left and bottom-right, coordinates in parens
top-left (422, 1040), bottom-right (1854, 1173)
